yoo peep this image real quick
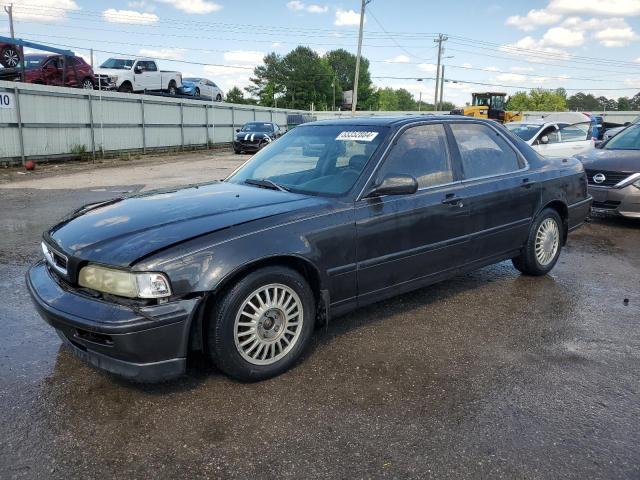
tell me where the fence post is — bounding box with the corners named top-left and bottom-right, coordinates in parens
top-left (180, 101), bottom-right (184, 151)
top-left (231, 105), bottom-right (235, 141)
top-left (253, 108), bottom-right (256, 121)
top-left (88, 90), bottom-right (96, 161)
top-left (141, 97), bottom-right (146, 154)
top-left (13, 85), bottom-right (25, 165)
top-left (204, 104), bottom-right (209, 148)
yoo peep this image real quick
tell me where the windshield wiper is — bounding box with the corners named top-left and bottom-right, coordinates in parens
top-left (244, 178), bottom-right (289, 192)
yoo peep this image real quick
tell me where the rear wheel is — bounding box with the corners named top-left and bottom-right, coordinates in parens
top-left (512, 208), bottom-right (563, 276)
top-left (207, 266), bottom-right (315, 381)
top-left (1, 46), bottom-right (20, 68)
top-left (216, 94), bottom-right (222, 102)
top-left (195, 87), bottom-right (200, 97)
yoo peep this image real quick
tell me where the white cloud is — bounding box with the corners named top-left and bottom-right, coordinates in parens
top-left (483, 66), bottom-right (499, 71)
top-left (499, 36), bottom-right (572, 63)
top-left (223, 50), bottom-right (264, 64)
top-left (128, 1), bottom-right (155, 11)
top-left (461, 63), bottom-right (473, 68)
top-left (548, 0), bottom-right (640, 16)
top-left (102, 9), bottom-right (159, 25)
top-left (506, 9), bottom-right (562, 31)
top-left (623, 78), bottom-right (640, 87)
top-left (418, 63), bottom-right (437, 72)
top-left (272, 42), bottom-right (283, 48)
top-left (155, 0), bottom-right (222, 14)
top-left (335, 8), bottom-right (362, 26)
top-left (9, 0), bottom-right (79, 22)
top-left (542, 26), bottom-right (585, 47)
top-left (511, 66), bottom-right (534, 72)
top-left (594, 26), bottom-right (638, 47)
top-left (138, 48), bottom-right (187, 60)
top-left (385, 54), bottom-right (410, 63)
top-left (287, 1), bottom-right (328, 13)
top-left (203, 65), bottom-right (253, 93)
top-left (496, 73), bottom-right (527, 83)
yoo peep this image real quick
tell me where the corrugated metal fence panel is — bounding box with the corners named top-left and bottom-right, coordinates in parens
top-left (0, 89), bottom-right (21, 158)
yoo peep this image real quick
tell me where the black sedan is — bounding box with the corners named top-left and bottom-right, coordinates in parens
top-left (233, 121), bottom-right (283, 154)
top-left (27, 116), bottom-right (592, 382)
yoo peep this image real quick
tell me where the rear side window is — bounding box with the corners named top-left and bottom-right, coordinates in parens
top-left (450, 123), bottom-right (521, 179)
top-left (377, 124), bottom-right (453, 188)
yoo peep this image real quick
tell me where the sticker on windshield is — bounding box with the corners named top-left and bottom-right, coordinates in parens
top-left (336, 131), bottom-right (379, 142)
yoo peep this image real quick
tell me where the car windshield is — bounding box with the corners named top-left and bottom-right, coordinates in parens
top-left (505, 123), bottom-right (542, 141)
top-left (22, 55), bottom-right (48, 70)
top-left (183, 78), bottom-right (201, 82)
top-left (227, 125), bottom-right (387, 196)
top-left (100, 58), bottom-right (134, 69)
top-left (604, 123), bottom-right (640, 150)
top-left (241, 123), bottom-right (274, 133)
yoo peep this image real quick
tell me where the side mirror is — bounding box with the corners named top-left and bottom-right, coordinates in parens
top-left (595, 141), bottom-right (604, 149)
top-left (366, 174), bottom-right (418, 198)
top-left (134, 66), bottom-right (142, 74)
top-left (540, 135), bottom-right (549, 145)
top-left (235, 128), bottom-right (240, 132)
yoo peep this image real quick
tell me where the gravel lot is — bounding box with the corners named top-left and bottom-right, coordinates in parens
top-left (1, 150), bottom-right (639, 479)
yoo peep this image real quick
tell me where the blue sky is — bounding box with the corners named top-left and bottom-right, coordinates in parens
top-left (4, 0), bottom-right (640, 106)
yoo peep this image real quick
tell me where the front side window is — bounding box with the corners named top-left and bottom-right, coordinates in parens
top-left (557, 122), bottom-right (590, 143)
top-left (227, 125), bottom-right (387, 196)
top-left (100, 58), bottom-right (134, 70)
top-left (376, 124), bottom-right (453, 188)
top-left (605, 123), bottom-right (640, 150)
top-left (450, 123), bottom-right (521, 179)
top-left (506, 123), bottom-right (543, 142)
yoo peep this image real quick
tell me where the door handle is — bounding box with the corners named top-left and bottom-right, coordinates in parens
top-left (441, 194), bottom-right (465, 207)
top-left (521, 178), bottom-right (536, 188)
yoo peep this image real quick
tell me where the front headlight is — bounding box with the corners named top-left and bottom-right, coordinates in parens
top-left (110, 75), bottom-right (118, 83)
top-left (78, 265), bottom-right (171, 299)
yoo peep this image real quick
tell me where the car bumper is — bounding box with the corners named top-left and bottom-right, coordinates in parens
top-left (26, 260), bottom-right (200, 382)
top-left (589, 185), bottom-right (640, 218)
top-left (233, 140), bottom-right (261, 152)
top-left (568, 196), bottom-right (593, 231)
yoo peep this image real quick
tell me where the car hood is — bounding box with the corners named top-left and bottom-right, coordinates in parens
top-left (236, 132), bottom-right (272, 141)
top-left (46, 182), bottom-right (325, 267)
top-left (181, 80), bottom-right (196, 87)
top-left (95, 68), bottom-right (130, 76)
top-left (576, 148), bottom-right (640, 173)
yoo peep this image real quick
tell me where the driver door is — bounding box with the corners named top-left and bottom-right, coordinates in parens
top-left (355, 123), bottom-right (470, 304)
top-left (535, 122), bottom-right (594, 157)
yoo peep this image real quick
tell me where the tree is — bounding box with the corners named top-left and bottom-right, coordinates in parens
top-left (245, 52), bottom-right (283, 107)
top-left (506, 89), bottom-right (567, 111)
top-left (395, 88), bottom-right (416, 110)
top-left (617, 96), bottom-right (632, 111)
top-left (567, 92), bottom-right (600, 111)
top-left (324, 49), bottom-right (372, 109)
top-left (225, 86), bottom-right (246, 104)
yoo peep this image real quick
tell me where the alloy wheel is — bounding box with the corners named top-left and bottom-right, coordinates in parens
top-left (535, 218), bottom-right (560, 266)
top-left (234, 283), bottom-right (304, 365)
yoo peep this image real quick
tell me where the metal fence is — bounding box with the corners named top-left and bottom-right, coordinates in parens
top-left (2, 79), bottom-right (638, 165)
top-left (0, 80), bottom-right (305, 164)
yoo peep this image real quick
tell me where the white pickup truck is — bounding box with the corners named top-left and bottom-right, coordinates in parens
top-left (95, 57), bottom-right (182, 95)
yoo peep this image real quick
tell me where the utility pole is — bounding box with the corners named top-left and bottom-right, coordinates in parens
top-left (90, 48), bottom-right (94, 68)
top-left (439, 65), bottom-right (445, 110)
top-left (4, 3), bottom-right (14, 38)
top-left (433, 33), bottom-right (447, 109)
top-left (352, 0), bottom-right (370, 114)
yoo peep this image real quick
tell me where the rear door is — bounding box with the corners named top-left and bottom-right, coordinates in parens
top-left (355, 123), bottom-right (470, 302)
top-left (448, 122), bottom-right (540, 262)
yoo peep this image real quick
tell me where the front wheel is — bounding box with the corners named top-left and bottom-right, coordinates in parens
top-left (512, 208), bottom-right (563, 276)
top-left (81, 78), bottom-right (94, 90)
top-left (216, 94), bottom-right (222, 102)
top-left (207, 266), bottom-right (316, 381)
top-left (194, 87), bottom-right (200, 97)
top-left (168, 81), bottom-right (177, 96)
top-left (1, 46), bottom-right (20, 68)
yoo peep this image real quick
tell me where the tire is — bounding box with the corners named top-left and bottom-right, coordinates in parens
top-left (234, 149), bottom-right (241, 154)
top-left (216, 94), bottom-right (222, 102)
top-left (195, 87), bottom-right (200, 97)
top-left (81, 78), bottom-right (94, 90)
top-left (512, 208), bottom-right (563, 276)
top-left (207, 266), bottom-right (316, 381)
top-left (168, 81), bottom-right (177, 96)
top-left (118, 82), bottom-right (133, 93)
top-left (1, 46), bottom-right (20, 68)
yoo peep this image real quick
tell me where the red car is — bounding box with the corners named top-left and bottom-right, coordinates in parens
top-left (22, 54), bottom-right (96, 89)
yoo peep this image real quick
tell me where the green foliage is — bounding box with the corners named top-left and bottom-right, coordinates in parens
top-left (225, 86), bottom-right (246, 104)
top-left (506, 89), bottom-right (567, 111)
top-left (324, 48), bottom-right (372, 107)
top-left (70, 144), bottom-right (88, 159)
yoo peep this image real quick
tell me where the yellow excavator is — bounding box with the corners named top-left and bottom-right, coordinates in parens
top-left (451, 92), bottom-right (522, 123)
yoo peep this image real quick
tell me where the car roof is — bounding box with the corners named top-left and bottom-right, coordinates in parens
top-left (305, 115), bottom-right (494, 127)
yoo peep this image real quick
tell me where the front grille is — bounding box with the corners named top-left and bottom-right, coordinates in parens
top-left (592, 200), bottom-right (621, 210)
top-left (585, 169), bottom-right (632, 187)
top-left (42, 242), bottom-right (68, 276)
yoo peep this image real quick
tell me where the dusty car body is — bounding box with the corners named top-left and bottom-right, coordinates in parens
top-left (577, 123), bottom-right (640, 218)
top-left (27, 116), bottom-right (592, 383)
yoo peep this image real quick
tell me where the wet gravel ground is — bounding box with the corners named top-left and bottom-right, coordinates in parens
top-left (1, 156), bottom-right (639, 479)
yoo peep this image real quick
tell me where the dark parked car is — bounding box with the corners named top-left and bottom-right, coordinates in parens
top-left (21, 54), bottom-right (95, 89)
top-left (27, 116), bottom-right (592, 383)
top-left (233, 121), bottom-right (283, 154)
top-left (576, 123), bottom-right (640, 218)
